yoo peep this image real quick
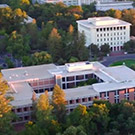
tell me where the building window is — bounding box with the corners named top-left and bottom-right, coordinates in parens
top-left (24, 107), bottom-right (29, 112)
top-left (117, 27), bottom-right (119, 30)
top-left (34, 89), bottom-right (38, 93)
top-left (107, 28), bottom-right (109, 31)
top-left (120, 26), bottom-right (122, 30)
top-left (110, 27), bottom-right (112, 31)
top-left (62, 77), bottom-right (65, 82)
top-left (62, 84), bottom-right (66, 89)
top-left (67, 83), bottom-right (75, 88)
top-left (97, 34), bottom-right (99, 37)
top-left (88, 97), bottom-right (91, 101)
top-left (103, 28), bottom-right (106, 31)
top-left (76, 99), bottom-right (79, 103)
top-left (24, 116), bottom-right (30, 120)
top-left (124, 26), bottom-right (126, 29)
top-left (17, 108), bottom-right (22, 113)
top-left (76, 75), bottom-right (84, 80)
top-left (39, 89), bottom-right (44, 93)
top-left (82, 98), bottom-right (85, 102)
top-left (85, 74), bottom-right (91, 79)
top-left (114, 27), bottom-right (116, 30)
top-left (96, 28), bottom-right (99, 32)
top-left (100, 28), bottom-right (102, 31)
top-left (104, 33), bottom-right (106, 36)
top-left (67, 76), bottom-right (74, 81)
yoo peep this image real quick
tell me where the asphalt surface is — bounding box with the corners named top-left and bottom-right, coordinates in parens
top-left (101, 54), bottom-right (135, 66)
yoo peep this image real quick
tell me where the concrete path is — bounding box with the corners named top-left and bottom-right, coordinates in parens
top-left (101, 54), bottom-right (135, 66)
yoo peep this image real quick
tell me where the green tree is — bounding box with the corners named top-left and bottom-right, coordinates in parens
top-left (123, 40), bottom-right (135, 53)
top-left (100, 43), bottom-right (110, 56)
top-left (6, 31), bottom-right (30, 58)
top-left (88, 43), bottom-right (99, 58)
top-left (71, 32), bottom-right (89, 61)
top-left (48, 28), bottom-right (63, 62)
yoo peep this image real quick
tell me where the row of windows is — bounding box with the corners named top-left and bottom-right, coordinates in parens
top-left (97, 37), bottom-right (126, 42)
top-left (34, 87), bottom-right (54, 93)
top-left (97, 32), bottom-right (126, 37)
top-left (12, 106), bottom-right (33, 113)
top-left (96, 26), bottom-right (126, 32)
top-left (62, 74), bottom-right (92, 82)
top-left (68, 96), bottom-right (98, 104)
top-left (101, 89), bottom-right (135, 97)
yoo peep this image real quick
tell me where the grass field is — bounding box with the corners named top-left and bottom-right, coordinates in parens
top-left (110, 59), bottom-right (135, 67)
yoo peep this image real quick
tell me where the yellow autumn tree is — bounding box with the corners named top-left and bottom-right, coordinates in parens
top-left (36, 91), bottom-right (53, 122)
top-left (37, 91), bottom-right (53, 111)
top-left (52, 84), bottom-right (66, 106)
top-left (0, 73), bottom-right (14, 135)
top-left (21, 0), bottom-right (30, 5)
top-left (52, 84), bottom-right (66, 123)
top-left (68, 24), bottom-right (74, 34)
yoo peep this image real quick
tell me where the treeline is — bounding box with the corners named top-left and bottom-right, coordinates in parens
top-left (2, 76), bottom-right (135, 135)
top-left (0, 0), bottom-right (135, 67)
top-left (10, 85), bottom-right (135, 135)
top-left (18, 85), bottom-right (135, 135)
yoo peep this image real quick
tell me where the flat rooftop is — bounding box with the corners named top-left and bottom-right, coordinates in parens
top-left (48, 85), bottom-right (99, 100)
top-left (2, 64), bottom-right (56, 83)
top-left (77, 17), bottom-right (131, 28)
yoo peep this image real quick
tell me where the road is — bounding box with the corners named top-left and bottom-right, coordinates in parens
top-left (101, 54), bottom-right (135, 66)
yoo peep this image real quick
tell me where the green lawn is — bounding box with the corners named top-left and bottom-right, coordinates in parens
top-left (110, 59), bottom-right (135, 67)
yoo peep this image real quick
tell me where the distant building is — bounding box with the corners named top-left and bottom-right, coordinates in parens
top-left (76, 16), bottom-right (131, 51)
top-left (0, 4), bottom-right (9, 8)
top-left (2, 61), bottom-right (135, 124)
top-left (96, 1), bottom-right (134, 11)
top-left (33, 0), bottom-right (114, 6)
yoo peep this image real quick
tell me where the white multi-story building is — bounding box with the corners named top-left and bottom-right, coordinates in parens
top-left (96, 1), bottom-right (134, 11)
top-left (77, 16), bottom-right (131, 51)
top-left (33, 0), bottom-right (114, 6)
top-left (2, 61), bottom-right (135, 123)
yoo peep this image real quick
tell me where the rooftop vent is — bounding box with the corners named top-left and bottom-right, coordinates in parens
top-left (65, 61), bottom-right (93, 72)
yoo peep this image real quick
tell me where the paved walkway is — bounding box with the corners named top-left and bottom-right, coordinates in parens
top-left (101, 54), bottom-right (135, 66)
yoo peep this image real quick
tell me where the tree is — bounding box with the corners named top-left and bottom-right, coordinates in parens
top-left (57, 125), bottom-right (87, 135)
top-left (32, 51), bottom-right (52, 65)
top-left (89, 103), bottom-right (110, 135)
top-left (69, 104), bottom-right (90, 128)
top-left (114, 10), bottom-right (122, 19)
top-left (52, 84), bottom-right (66, 123)
top-left (130, 64), bottom-right (135, 71)
top-left (71, 32), bottom-right (89, 61)
top-left (0, 7), bottom-right (27, 33)
top-left (68, 24), bottom-right (74, 34)
top-left (123, 40), bottom-right (135, 53)
top-left (6, 31), bottom-right (30, 58)
top-left (88, 43), bottom-right (99, 58)
top-left (100, 44), bottom-right (110, 56)
top-left (48, 28), bottom-right (63, 62)
top-left (0, 73), bottom-right (14, 135)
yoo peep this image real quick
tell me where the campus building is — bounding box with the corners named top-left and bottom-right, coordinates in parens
top-left (2, 61), bottom-right (135, 123)
top-left (76, 16), bottom-right (131, 51)
top-left (96, 1), bottom-right (134, 11)
top-left (33, 0), bottom-right (114, 6)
